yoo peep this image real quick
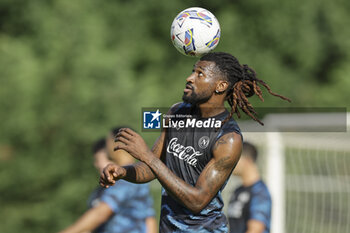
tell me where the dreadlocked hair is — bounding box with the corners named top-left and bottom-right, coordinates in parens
top-left (200, 52), bottom-right (291, 125)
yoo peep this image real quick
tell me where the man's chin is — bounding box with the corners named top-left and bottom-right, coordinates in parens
top-left (182, 95), bottom-right (195, 104)
top-left (182, 94), bottom-right (191, 103)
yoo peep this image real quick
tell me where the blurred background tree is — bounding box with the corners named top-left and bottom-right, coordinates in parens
top-left (0, 0), bottom-right (349, 232)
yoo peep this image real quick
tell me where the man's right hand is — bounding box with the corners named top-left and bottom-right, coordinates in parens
top-left (99, 163), bottom-right (126, 188)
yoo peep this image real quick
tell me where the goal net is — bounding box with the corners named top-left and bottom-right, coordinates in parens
top-left (223, 112), bottom-right (350, 233)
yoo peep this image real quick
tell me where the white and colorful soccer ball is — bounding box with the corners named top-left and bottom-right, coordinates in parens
top-left (170, 7), bottom-right (221, 57)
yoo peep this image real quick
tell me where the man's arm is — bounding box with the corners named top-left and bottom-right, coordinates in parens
top-left (100, 103), bottom-right (181, 185)
top-left (58, 202), bottom-right (113, 233)
top-left (246, 219), bottom-right (266, 233)
top-left (107, 130), bottom-right (242, 213)
top-left (100, 130), bottom-right (166, 185)
top-left (121, 131), bottom-right (166, 183)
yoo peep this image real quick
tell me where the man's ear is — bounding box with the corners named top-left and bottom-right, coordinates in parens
top-left (215, 80), bottom-right (229, 94)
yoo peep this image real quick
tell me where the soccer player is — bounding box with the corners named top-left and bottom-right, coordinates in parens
top-left (59, 129), bottom-right (157, 233)
top-left (100, 52), bottom-right (290, 232)
top-left (227, 142), bottom-right (272, 233)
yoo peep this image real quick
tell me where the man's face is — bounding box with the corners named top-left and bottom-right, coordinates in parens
top-left (105, 133), bottom-right (115, 158)
top-left (93, 149), bottom-right (110, 172)
top-left (105, 132), bottom-right (131, 165)
top-left (182, 60), bottom-right (220, 104)
top-left (232, 155), bottom-right (247, 177)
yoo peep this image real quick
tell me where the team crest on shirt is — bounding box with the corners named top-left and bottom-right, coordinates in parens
top-left (198, 136), bottom-right (210, 149)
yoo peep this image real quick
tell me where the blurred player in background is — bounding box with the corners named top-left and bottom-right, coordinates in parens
top-left (59, 127), bottom-right (157, 233)
top-left (100, 52), bottom-right (289, 232)
top-left (227, 142), bottom-right (272, 233)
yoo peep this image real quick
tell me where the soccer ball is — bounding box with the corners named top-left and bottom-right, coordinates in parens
top-left (170, 7), bottom-right (221, 57)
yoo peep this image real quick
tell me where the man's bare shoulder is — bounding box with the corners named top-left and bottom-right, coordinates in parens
top-left (213, 132), bottom-right (242, 150)
top-left (212, 132), bottom-right (242, 163)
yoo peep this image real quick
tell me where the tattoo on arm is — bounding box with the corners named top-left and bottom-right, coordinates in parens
top-left (203, 154), bottom-right (235, 192)
top-left (212, 136), bottom-right (228, 151)
top-left (123, 162), bottom-right (155, 183)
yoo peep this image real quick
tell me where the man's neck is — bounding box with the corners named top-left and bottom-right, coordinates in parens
top-left (241, 165), bottom-right (261, 187)
top-left (197, 101), bottom-right (226, 118)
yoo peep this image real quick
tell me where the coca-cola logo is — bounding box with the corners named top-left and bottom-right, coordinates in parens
top-left (167, 138), bottom-right (202, 167)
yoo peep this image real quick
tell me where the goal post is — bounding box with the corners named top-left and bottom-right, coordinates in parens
top-left (266, 132), bottom-right (285, 233)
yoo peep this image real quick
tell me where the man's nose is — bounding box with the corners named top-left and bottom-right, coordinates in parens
top-left (186, 73), bottom-right (195, 83)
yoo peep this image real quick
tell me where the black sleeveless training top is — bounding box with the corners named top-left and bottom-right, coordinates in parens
top-left (159, 103), bottom-right (242, 233)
